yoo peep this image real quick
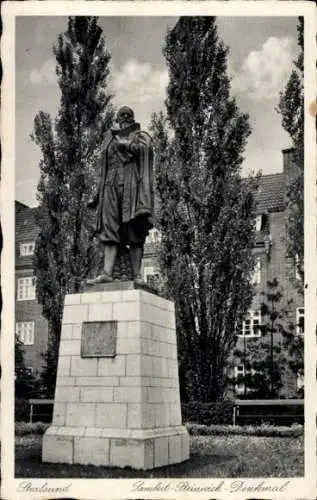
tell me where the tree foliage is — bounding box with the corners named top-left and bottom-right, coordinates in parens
top-left (278, 17), bottom-right (304, 289)
top-left (152, 17), bottom-right (257, 402)
top-left (32, 17), bottom-right (114, 396)
top-left (15, 336), bottom-right (39, 398)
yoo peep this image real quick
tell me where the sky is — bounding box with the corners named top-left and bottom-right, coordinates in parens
top-left (15, 16), bottom-right (298, 207)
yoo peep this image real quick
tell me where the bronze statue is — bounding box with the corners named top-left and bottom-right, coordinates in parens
top-left (87, 106), bottom-right (154, 285)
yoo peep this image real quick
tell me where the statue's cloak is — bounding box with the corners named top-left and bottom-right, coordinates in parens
top-left (95, 123), bottom-right (154, 240)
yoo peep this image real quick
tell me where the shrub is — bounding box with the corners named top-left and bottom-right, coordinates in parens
top-left (15, 398), bottom-right (30, 422)
top-left (182, 400), bottom-right (234, 425)
top-left (186, 422), bottom-right (303, 438)
top-left (15, 421), bottom-right (50, 436)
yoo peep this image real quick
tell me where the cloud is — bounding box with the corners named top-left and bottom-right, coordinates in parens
top-left (109, 59), bottom-right (168, 127)
top-left (30, 58), bottom-right (56, 86)
top-left (231, 37), bottom-right (297, 100)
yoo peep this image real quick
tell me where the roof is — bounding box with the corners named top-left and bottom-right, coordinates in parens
top-left (254, 172), bottom-right (285, 214)
top-left (15, 201), bottom-right (39, 268)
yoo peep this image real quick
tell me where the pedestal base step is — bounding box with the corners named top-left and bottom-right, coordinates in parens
top-left (42, 425), bottom-right (189, 470)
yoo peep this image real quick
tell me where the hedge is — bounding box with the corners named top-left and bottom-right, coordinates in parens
top-left (15, 421), bottom-right (50, 436)
top-left (186, 422), bottom-right (303, 438)
top-left (182, 400), bottom-right (234, 425)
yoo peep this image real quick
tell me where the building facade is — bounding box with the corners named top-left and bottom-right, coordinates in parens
top-left (15, 149), bottom-right (304, 396)
top-left (15, 201), bottom-right (48, 376)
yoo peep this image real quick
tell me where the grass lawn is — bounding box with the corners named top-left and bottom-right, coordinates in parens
top-left (15, 433), bottom-right (303, 478)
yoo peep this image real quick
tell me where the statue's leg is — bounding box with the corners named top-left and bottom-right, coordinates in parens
top-left (130, 244), bottom-right (144, 284)
top-left (86, 243), bottom-right (118, 285)
top-left (103, 243), bottom-right (118, 279)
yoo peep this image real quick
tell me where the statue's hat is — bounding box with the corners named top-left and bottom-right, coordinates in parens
top-left (116, 106), bottom-right (135, 123)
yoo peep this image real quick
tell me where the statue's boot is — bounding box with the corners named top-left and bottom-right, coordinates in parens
top-left (130, 245), bottom-right (145, 285)
top-left (86, 244), bottom-right (117, 285)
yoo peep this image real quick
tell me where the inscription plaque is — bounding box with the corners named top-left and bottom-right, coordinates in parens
top-left (81, 321), bottom-right (117, 358)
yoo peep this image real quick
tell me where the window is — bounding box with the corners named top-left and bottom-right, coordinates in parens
top-left (16, 322), bottom-right (35, 345)
top-left (255, 214), bottom-right (269, 232)
top-left (234, 364), bottom-right (258, 393)
top-left (255, 215), bottom-right (263, 232)
top-left (238, 310), bottom-right (261, 337)
top-left (234, 364), bottom-right (246, 393)
top-left (146, 229), bottom-right (161, 244)
top-left (143, 266), bottom-right (160, 287)
top-left (296, 307), bottom-right (304, 335)
top-left (295, 254), bottom-right (302, 281)
top-left (20, 242), bottom-right (35, 256)
top-left (251, 257), bottom-right (261, 285)
top-left (17, 277), bottom-right (36, 301)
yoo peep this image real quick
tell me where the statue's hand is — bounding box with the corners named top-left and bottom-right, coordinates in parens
top-left (116, 137), bottom-right (130, 151)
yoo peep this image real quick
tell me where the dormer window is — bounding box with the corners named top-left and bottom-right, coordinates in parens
top-left (20, 241), bottom-right (35, 256)
top-left (255, 214), bottom-right (269, 232)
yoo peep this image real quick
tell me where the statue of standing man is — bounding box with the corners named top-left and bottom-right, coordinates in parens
top-left (87, 106), bottom-right (154, 285)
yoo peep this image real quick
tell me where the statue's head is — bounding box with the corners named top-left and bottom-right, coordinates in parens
top-left (116, 106), bottom-right (135, 129)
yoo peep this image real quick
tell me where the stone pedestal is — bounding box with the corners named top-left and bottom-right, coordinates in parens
top-left (42, 283), bottom-right (189, 469)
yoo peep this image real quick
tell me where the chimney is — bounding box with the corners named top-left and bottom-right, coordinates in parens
top-left (282, 147), bottom-right (299, 181)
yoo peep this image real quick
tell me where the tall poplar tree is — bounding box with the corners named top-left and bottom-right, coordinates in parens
top-left (152, 17), bottom-right (257, 402)
top-left (278, 17), bottom-right (304, 289)
top-left (32, 17), bottom-right (114, 396)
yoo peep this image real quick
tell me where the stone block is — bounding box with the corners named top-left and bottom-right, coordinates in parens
top-left (97, 356), bottom-right (126, 377)
top-left (147, 387), bottom-right (165, 404)
top-left (152, 357), bottom-right (168, 378)
top-left (117, 321), bottom-right (128, 338)
top-left (64, 294), bottom-right (81, 305)
top-left (169, 434), bottom-right (183, 464)
top-left (72, 324), bottom-right (82, 339)
top-left (71, 357), bottom-right (97, 376)
top-left (127, 403), bottom-right (155, 429)
top-left (55, 387), bottom-right (80, 403)
top-left (154, 436), bottom-right (169, 468)
top-left (88, 302), bottom-right (113, 322)
top-left (84, 428), bottom-right (102, 437)
top-left (169, 403), bottom-right (182, 427)
top-left (120, 290), bottom-right (140, 302)
top-left (114, 387), bottom-right (146, 404)
top-left (95, 403), bottom-right (127, 428)
top-left (63, 304), bottom-right (88, 324)
top-left (116, 337), bottom-right (141, 355)
top-left (74, 437), bottom-right (110, 466)
top-left (182, 432), bottom-right (190, 460)
top-left (119, 376), bottom-right (151, 387)
top-left (126, 354), bottom-right (152, 377)
top-left (52, 403), bottom-right (66, 426)
top-left (60, 324), bottom-right (73, 339)
top-left (110, 438), bottom-right (153, 469)
top-left (75, 376), bottom-right (119, 387)
top-left (81, 387), bottom-right (114, 403)
top-left (154, 404), bottom-right (170, 427)
top-left (140, 302), bottom-right (175, 329)
top-left (59, 340), bottom-right (81, 356)
top-left (167, 358), bottom-right (179, 379)
top-left (100, 290), bottom-right (124, 303)
top-left (58, 426), bottom-right (85, 436)
top-left (80, 292), bottom-right (101, 304)
top-left (42, 434), bottom-right (73, 464)
top-left (152, 325), bottom-right (175, 344)
top-left (56, 376), bottom-right (75, 387)
top-left (113, 302), bottom-right (140, 322)
top-left (126, 321), bottom-right (141, 338)
top-left (66, 403), bottom-right (96, 427)
top-left (57, 356), bottom-right (71, 377)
